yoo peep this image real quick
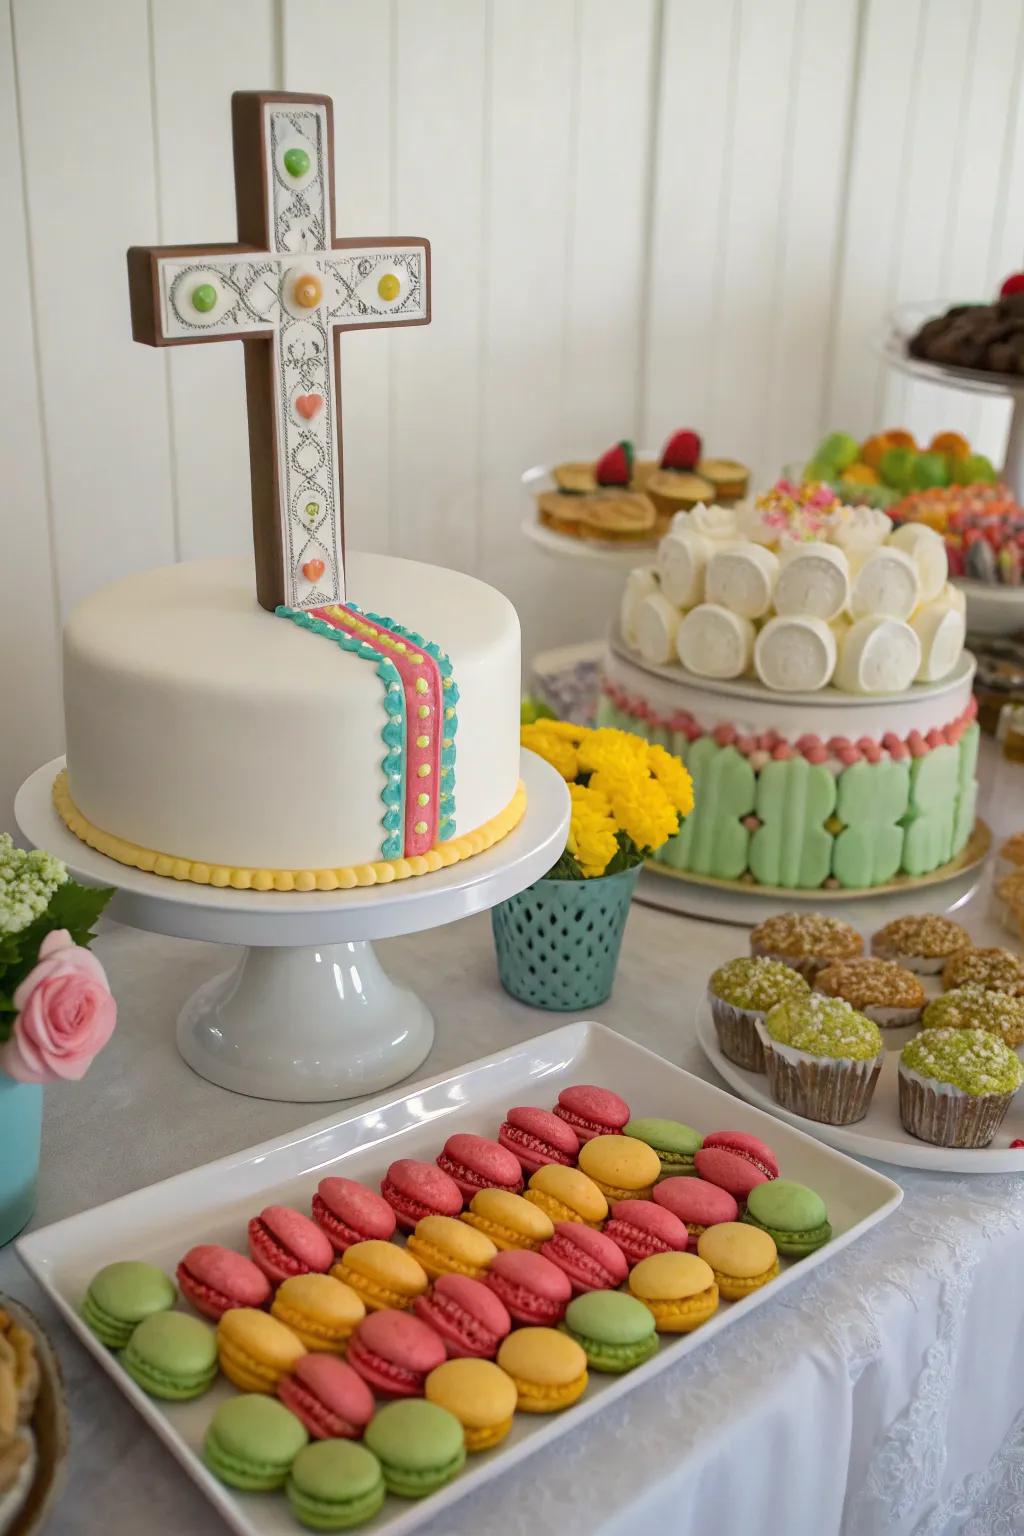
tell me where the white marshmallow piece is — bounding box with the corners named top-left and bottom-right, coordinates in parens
top-left (774, 542), bottom-right (850, 622)
top-left (888, 522), bottom-right (948, 603)
top-left (835, 616), bottom-right (922, 695)
top-left (620, 567), bottom-right (659, 650)
top-left (676, 603), bottom-right (755, 680)
top-left (754, 615), bottom-right (837, 693)
top-left (849, 546), bottom-right (919, 621)
top-left (937, 579), bottom-right (967, 614)
top-left (828, 504), bottom-right (893, 570)
top-left (657, 530), bottom-right (711, 609)
top-left (910, 600), bottom-right (966, 682)
top-left (634, 592), bottom-right (682, 666)
top-left (705, 542), bottom-right (779, 619)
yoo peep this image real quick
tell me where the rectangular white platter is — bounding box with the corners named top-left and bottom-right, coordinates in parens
top-left (18, 1021), bottom-right (903, 1536)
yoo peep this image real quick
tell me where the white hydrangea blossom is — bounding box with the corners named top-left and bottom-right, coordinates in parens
top-left (0, 833), bottom-right (67, 936)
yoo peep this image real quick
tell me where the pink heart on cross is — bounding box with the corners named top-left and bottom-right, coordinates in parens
top-left (295, 393), bottom-right (324, 420)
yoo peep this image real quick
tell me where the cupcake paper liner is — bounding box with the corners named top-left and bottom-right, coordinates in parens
top-left (755, 1023), bottom-right (883, 1125)
top-left (708, 993), bottom-right (767, 1073)
top-left (897, 1063), bottom-right (1017, 1149)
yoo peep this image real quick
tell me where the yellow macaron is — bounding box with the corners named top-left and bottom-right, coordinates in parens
top-left (577, 1135), bottom-right (661, 1201)
top-left (425, 1357), bottom-right (519, 1451)
top-left (697, 1222), bottom-right (779, 1301)
top-left (628, 1252), bottom-right (719, 1333)
top-left (461, 1188), bottom-right (555, 1251)
top-left (270, 1272), bottom-right (366, 1352)
top-left (334, 1240), bottom-right (428, 1311)
top-left (217, 1306), bottom-right (306, 1392)
top-left (524, 1164), bottom-right (608, 1228)
top-left (497, 1327), bottom-right (588, 1413)
top-left (406, 1215), bottom-right (497, 1280)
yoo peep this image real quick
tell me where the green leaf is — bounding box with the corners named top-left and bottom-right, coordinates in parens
top-left (0, 878), bottom-right (114, 1000)
top-left (544, 849), bottom-right (585, 880)
top-left (602, 831), bottom-right (646, 876)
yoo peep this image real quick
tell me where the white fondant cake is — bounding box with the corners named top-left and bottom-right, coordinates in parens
top-left (60, 553), bottom-right (521, 880)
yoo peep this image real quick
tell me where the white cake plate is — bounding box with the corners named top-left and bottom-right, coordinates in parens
top-left (14, 752), bottom-right (569, 1103)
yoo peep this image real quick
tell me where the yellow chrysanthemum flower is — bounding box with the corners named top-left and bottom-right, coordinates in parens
top-left (589, 766), bottom-right (679, 854)
top-left (646, 743), bottom-right (694, 816)
top-left (521, 723), bottom-right (579, 781)
top-left (577, 727), bottom-right (650, 776)
top-left (567, 784), bottom-right (619, 878)
top-left (534, 720), bottom-right (589, 744)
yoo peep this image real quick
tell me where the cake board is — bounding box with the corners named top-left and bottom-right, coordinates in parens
top-left (15, 751), bottom-right (569, 1104)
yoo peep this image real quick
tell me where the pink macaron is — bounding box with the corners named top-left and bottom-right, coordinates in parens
top-left (498, 1107), bottom-right (579, 1174)
top-left (603, 1200), bottom-right (689, 1265)
top-left (176, 1244), bottom-right (271, 1320)
top-left (484, 1248), bottom-right (572, 1326)
top-left (653, 1176), bottom-right (739, 1237)
top-left (347, 1308), bottom-right (447, 1397)
top-left (247, 1204), bottom-right (334, 1285)
top-left (277, 1354), bottom-right (375, 1440)
top-left (694, 1131), bottom-right (779, 1201)
top-left (436, 1134), bottom-right (524, 1200)
top-left (413, 1274), bottom-right (512, 1359)
top-left (380, 1159), bottom-right (465, 1231)
top-left (552, 1084), bottom-right (631, 1142)
top-left (311, 1176), bottom-right (397, 1252)
top-left (540, 1222), bottom-right (628, 1294)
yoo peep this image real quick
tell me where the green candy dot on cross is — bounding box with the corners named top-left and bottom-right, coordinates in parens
top-left (191, 283), bottom-right (218, 313)
top-left (283, 147), bottom-right (310, 179)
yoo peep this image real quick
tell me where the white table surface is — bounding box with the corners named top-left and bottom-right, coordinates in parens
top-left (4, 767), bottom-right (1024, 1536)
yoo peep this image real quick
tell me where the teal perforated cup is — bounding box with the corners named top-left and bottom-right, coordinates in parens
top-left (491, 865), bottom-right (640, 1010)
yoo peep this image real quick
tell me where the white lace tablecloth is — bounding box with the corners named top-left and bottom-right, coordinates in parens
top-left (1, 893), bottom-right (1022, 1536)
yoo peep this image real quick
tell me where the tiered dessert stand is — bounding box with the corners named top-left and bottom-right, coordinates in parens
top-left (15, 751), bottom-right (569, 1104)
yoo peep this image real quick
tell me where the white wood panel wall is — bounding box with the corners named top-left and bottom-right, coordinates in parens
top-left (3, 0), bottom-right (1024, 832)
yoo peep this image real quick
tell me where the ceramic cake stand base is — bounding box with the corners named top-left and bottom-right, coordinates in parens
top-left (15, 752), bottom-right (569, 1103)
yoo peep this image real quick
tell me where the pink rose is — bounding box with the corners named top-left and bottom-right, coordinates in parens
top-left (1, 930), bottom-right (116, 1085)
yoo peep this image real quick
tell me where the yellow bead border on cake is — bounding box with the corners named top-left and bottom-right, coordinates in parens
top-left (52, 771), bottom-right (526, 892)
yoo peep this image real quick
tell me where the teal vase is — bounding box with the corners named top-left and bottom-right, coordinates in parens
top-left (491, 864), bottom-right (640, 1011)
top-left (0, 1073), bottom-right (43, 1246)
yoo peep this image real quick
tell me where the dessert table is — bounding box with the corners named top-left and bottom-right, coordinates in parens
top-left (2, 888), bottom-right (1023, 1535)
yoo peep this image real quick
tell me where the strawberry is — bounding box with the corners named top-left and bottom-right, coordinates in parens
top-left (1000, 273), bottom-right (1024, 297)
top-left (595, 439), bottom-right (634, 486)
top-left (661, 428), bottom-right (702, 471)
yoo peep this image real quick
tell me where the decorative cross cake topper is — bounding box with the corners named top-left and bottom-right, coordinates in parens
top-left (128, 91), bottom-right (431, 611)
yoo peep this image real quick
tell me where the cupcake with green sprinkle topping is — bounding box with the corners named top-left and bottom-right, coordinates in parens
top-left (922, 984), bottom-right (1024, 1049)
top-left (758, 994), bottom-right (884, 1125)
top-left (899, 1027), bottom-right (1024, 1147)
top-left (707, 957), bottom-right (810, 1072)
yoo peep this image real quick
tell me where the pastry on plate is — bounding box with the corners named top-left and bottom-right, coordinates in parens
top-left (871, 913), bottom-right (971, 974)
top-left (899, 1027), bottom-right (1024, 1148)
top-left (815, 956), bottom-right (925, 1027)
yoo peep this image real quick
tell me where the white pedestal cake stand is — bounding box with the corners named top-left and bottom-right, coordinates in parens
top-left (15, 751), bottom-right (569, 1104)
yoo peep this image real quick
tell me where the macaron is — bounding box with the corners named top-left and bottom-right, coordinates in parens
top-left (122, 1311), bottom-right (218, 1400)
top-left (743, 1179), bottom-right (832, 1258)
top-left (270, 1273), bottom-right (366, 1352)
top-left (485, 1248), bottom-right (572, 1325)
top-left (603, 1199), bottom-right (689, 1265)
top-left (562, 1290), bottom-right (659, 1374)
top-left (460, 1188), bottom-right (555, 1251)
top-left (498, 1106), bottom-right (579, 1173)
top-left (414, 1274), bottom-right (512, 1359)
top-left (425, 1357), bottom-right (519, 1451)
top-left (334, 1240), bottom-right (429, 1311)
top-left (80, 1261), bottom-right (176, 1349)
top-left (694, 1132), bottom-right (779, 1200)
top-left (552, 1084), bottom-right (631, 1142)
top-left (364, 1398), bottom-right (467, 1498)
top-left (628, 1252), bottom-right (720, 1332)
top-left (624, 1117), bottom-right (703, 1178)
top-left (540, 1222), bottom-right (628, 1294)
top-left (436, 1133), bottom-right (524, 1199)
top-left (248, 1205), bottom-right (334, 1285)
top-left (406, 1215), bottom-right (497, 1281)
top-left (217, 1307), bottom-right (306, 1393)
top-left (277, 1354), bottom-right (376, 1440)
top-left (347, 1309), bottom-right (447, 1397)
top-left (286, 1439), bottom-right (386, 1530)
top-left (176, 1244), bottom-right (271, 1321)
top-left (312, 1176), bottom-right (397, 1252)
top-left (203, 1393), bottom-right (309, 1491)
top-left (524, 1164), bottom-right (608, 1227)
top-left (380, 1158), bottom-right (464, 1231)
top-left (697, 1222), bottom-right (779, 1300)
top-left (497, 1326), bottom-right (588, 1412)
top-left (577, 1134), bottom-right (662, 1201)
top-left (652, 1176), bottom-right (739, 1239)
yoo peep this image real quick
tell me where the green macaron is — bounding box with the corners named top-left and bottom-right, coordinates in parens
top-left (122, 1311), bottom-right (218, 1400)
top-left (203, 1394), bottom-right (309, 1491)
top-left (563, 1290), bottom-right (659, 1373)
top-left (364, 1399), bottom-right (466, 1499)
top-left (287, 1440), bottom-right (386, 1530)
top-left (80, 1261), bottom-right (177, 1349)
top-left (742, 1178), bottom-right (832, 1258)
top-left (624, 1117), bottom-right (703, 1177)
